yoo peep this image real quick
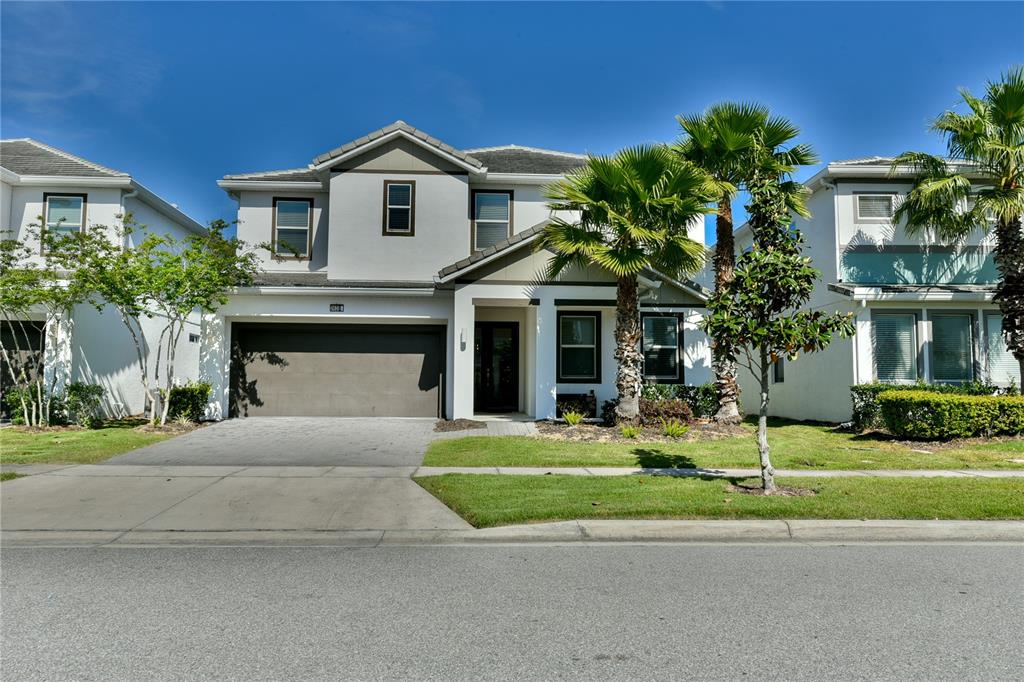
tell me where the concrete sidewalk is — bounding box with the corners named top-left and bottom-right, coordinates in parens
top-left (414, 466), bottom-right (1024, 478)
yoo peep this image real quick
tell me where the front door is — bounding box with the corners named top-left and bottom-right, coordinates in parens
top-left (474, 322), bottom-right (519, 413)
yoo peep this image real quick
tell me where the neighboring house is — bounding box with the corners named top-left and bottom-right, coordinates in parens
top-left (0, 138), bottom-right (207, 417)
top-left (732, 156), bottom-right (1021, 423)
top-left (207, 121), bottom-right (712, 420)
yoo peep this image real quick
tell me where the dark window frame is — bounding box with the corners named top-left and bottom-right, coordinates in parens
top-left (470, 189), bottom-right (514, 252)
top-left (773, 357), bottom-right (785, 383)
top-left (928, 310), bottom-right (978, 384)
top-left (41, 192), bottom-right (87, 254)
top-left (640, 312), bottom-right (685, 384)
top-left (382, 180), bottom-right (416, 236)
top-left (556, 310), bottom-right (601, 383)
top-left (271, 197), bottom-right (313, 260)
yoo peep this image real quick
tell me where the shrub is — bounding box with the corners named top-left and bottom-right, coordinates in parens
top-left (64, 382), bottom-right (104, 428)
top-left (661, 418), bottom-right (689, 438)
top-left (638, 398), bottom-right (693, 426)
top-left (563, 410), bottom-right (584, 426)
top-left (620, 424), bottom-right (641, 439)
top-left (165, 381), bottom-right (212, 423)
top-left (878, 390), bottom-right (1024, 440)
top-left (642, 383), bottom-right (720, 419)
top-left (556, 393), bottom-right (596, 418)
top-left (850, 381), bottom-right (1004, 431)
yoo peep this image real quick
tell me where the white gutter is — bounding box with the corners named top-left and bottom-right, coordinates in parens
top-left (479, 173), bottom-right (565, 185)
top-left (6, 175), bottom-right (132, 188)
top-left (217, 179), bottom-right (326, 192)
top-left (233, 286), bottom-right (440, 297)
top-left (839, 286), bottom-right (994, 303)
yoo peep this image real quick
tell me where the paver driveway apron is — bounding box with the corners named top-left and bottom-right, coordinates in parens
top-left (105, 417), bottom-right (439, 467)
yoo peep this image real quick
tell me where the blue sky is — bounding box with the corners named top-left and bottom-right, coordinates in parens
top-left (2, 1), bottom-right (1021, 241)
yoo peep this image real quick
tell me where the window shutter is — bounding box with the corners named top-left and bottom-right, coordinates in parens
top-left (986, 315), bottom-right (1022, 385)
top-left (873, 314), bottom-right (917, 381)
top-left (858, 195), bottom-right (893, 219)
top-left (931, 314), bottom-right (973, 382)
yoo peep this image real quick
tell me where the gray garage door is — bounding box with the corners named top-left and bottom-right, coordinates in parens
top-left (230, 323), bottom-right (446, 417)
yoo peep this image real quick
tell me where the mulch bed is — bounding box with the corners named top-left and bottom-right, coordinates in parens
top-left (537, 420), bottom-right (747, 445)
top-left (435, 419), bottom-right (488, 433)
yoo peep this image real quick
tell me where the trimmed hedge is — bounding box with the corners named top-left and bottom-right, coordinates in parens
top-left (166, 381), bottom-right (212, 422)
top-left (600, 396), bottom-right (695, 426)
top-left (878, 390), bottom-right (1024, 440)
top-left (851, 381), bottom-right (1004, 432)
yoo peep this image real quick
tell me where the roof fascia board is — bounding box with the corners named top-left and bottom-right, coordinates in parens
top-left (217, 179), bottom-right (326, 192)
top-left (311, 129), bottom-right (486, 175)
top-left (234, 285), bottom-right (438, 297)
top-left (478, 172), bottom-right (566, 185)
top-left (828, 284), bottom-right (994, 303)
top-left (5, 174), bottom-right (133, 188)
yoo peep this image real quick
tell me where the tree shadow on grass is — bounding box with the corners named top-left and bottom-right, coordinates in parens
top-left (630, 448), bottom-right (697, 469)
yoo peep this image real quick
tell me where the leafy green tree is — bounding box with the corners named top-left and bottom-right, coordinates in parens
top-left (540, 145), bottom-right (716, 422)
top-left (0, 229), bottom-right (95, 425)
top-left (676, 103), bottom-right (817, 423)
top-left (892, 67), bottom-right (1024, 380)
top-left (701, 163), bottom-right (854, 492)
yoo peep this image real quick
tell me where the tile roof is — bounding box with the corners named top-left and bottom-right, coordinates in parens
top-left (251, 272), bottom-right (434, 288)
top-left (463, 145), bottom-right (587, 174)
top-left (437, 221), bottom-right (550, 279)
top-left (313, 120), bottom-right (484, 169)
top-left (831, 156), bottom-right (894, 166)
top-left (0, 138), bottom-right (128, 177)
top-left (829, 282), bottom-right (996, 295)
top-left (221, 167), bottom-right (321, 182)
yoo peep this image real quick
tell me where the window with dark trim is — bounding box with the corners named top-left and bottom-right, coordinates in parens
top-left (42, 192), bottom-right (87, 248)
top-left (930, 313), bottom-right (974, 383)
top-left (472, 189), bottom-right (513, 251)
top-left (383, 181), bottom-right (415, 235)
top-left (856, 193), bottom-right (896, 221)
top-left (272, 197), bottom-right (312, 259)
top-left (557, 311), bottom-right (600, 382)
top-left (641, 313), bottom-right (683, 383)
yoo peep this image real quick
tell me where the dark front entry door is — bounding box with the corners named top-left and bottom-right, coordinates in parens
top-left (474, 322), bottom-right (518, 413)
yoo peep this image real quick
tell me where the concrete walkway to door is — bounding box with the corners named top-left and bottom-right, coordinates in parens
top-left (107, 417), bottom-right (451, 467)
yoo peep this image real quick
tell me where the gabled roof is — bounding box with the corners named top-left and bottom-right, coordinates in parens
top-left (0, 138), bottom-right (128, 177)
top-left (311, 120), bottom-right (485, 172)
top-left (463, 145), bottom-right (587, 174)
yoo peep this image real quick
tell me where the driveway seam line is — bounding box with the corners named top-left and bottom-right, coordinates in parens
top-left (104, 474), bottom-right (234, 545)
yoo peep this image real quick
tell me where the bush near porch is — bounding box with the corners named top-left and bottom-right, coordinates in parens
top-left (880, 390), bottom-right (1024, 440)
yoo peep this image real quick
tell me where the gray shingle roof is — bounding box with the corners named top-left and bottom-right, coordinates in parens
top-left (222, 167), bottom-right (321, 182)
top-left (251, 272), bottom-right (434, 289)
top-left (464, 145), bottom-right (587, 174)
top-left (313, 120), bottom-right (484, 169)
top-left (0, 139), bottom-right (128, 177)
top-left (438, 221), bottom-right (550, 279)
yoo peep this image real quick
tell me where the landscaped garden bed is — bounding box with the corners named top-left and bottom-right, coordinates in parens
top-left (536, 419), bottom-right (745, 445)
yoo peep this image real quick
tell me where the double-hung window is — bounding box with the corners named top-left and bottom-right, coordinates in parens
top-left (273, 198), bottom-right (312, 258)
top-left (642, 315), bottom-right (681, 382)
top-left (43, 193), bottom-right (86, 244)
top-left (856, 194), bottom-right (895, 221)
top-left (472, 190), bottom-right (512, 251)
top-left (873, 313), bottom-right (918, 382)
top-left (557, 312), bottom-right (600, 382)
top-left (930, 313), bottom-right (974, 383)
top-left (383, 181), bottom-right (415, 235)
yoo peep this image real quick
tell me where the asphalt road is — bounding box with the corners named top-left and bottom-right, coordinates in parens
top-left (3, 544), bottom-right (1022, 681)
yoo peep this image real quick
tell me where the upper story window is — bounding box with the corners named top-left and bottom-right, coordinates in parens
top-left (383, 181), bottom-right (415, 235)
top-left (856, 194), bottom-right (895, 221)
top-left (557, 311), bottom-right (600, 382)
top-left (272, 198), bottom-right (312, 259)
top-left (472, 190), bottom-right (513, 251)
top-left (43, 193), bottom-right (86, 243)
top-left (642, 314), bottom-right (682, 382)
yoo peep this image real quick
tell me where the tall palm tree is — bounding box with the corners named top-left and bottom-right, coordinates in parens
top-left (676, 103), bottom-right (817, 422)
top-left (539, 145), bottom-right (716, 422)
top-left (893, 67), bottom-right (1024, 381)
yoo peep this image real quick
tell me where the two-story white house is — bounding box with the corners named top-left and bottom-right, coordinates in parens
top-left (206, 121), bottom-right (713, 420)
top-left (1, 139), bottom-right (207, 417)
top-left (734, 156), bottom-right (1020, 423)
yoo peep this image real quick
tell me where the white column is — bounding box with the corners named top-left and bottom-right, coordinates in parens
top-left (853, 306), bottom-right (873, 384)
top-left (42, 310), bottom-right (73, 398)
top-left (533, 295), bottom-right (557, 420)
top-left (199, 312), bottom-right (228, 420)
top-left (451, 287), bottom-right (475, 419)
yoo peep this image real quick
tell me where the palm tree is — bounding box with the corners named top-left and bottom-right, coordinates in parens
top-left (539, 145), bottom-right (716, 422)
top-left (892, 67), bottom-right (1024, 381)
top-left (676, 103), bottom-right (817, 422)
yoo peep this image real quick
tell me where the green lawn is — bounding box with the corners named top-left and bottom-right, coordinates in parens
top-left (0, 472), bottom-right (25, 482)
top-left (416, 474), bottom-right (1024, 528)
top-left (0, 422), bottom-right (173, 465)
top-left (423, 419), bottom-right (1024, 470)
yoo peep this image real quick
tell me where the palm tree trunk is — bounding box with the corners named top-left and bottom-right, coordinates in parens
top-left (713, 194), bottom-right (741, 423)
top-left (613, 274), bottom-right (642, 423)
top-left (993, 217), bottom-right (1024, 387)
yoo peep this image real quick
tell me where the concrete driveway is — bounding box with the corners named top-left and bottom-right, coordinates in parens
top-left (106, 417), bottom-right (441, 467)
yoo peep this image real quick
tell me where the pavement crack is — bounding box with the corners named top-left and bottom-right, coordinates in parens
top-left (105, 474), bottom-right (231, 546)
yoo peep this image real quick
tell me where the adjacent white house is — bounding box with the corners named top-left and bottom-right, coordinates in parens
top-left (0, 138), bottom-right (207, 417)
top-left (733, 156), bottom-right (1021, 423)
top-left (205, 121), bottom-right (713, 421)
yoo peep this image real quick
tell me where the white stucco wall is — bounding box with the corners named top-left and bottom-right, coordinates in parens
top-left (235, 190), bottom-right (330, 271)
